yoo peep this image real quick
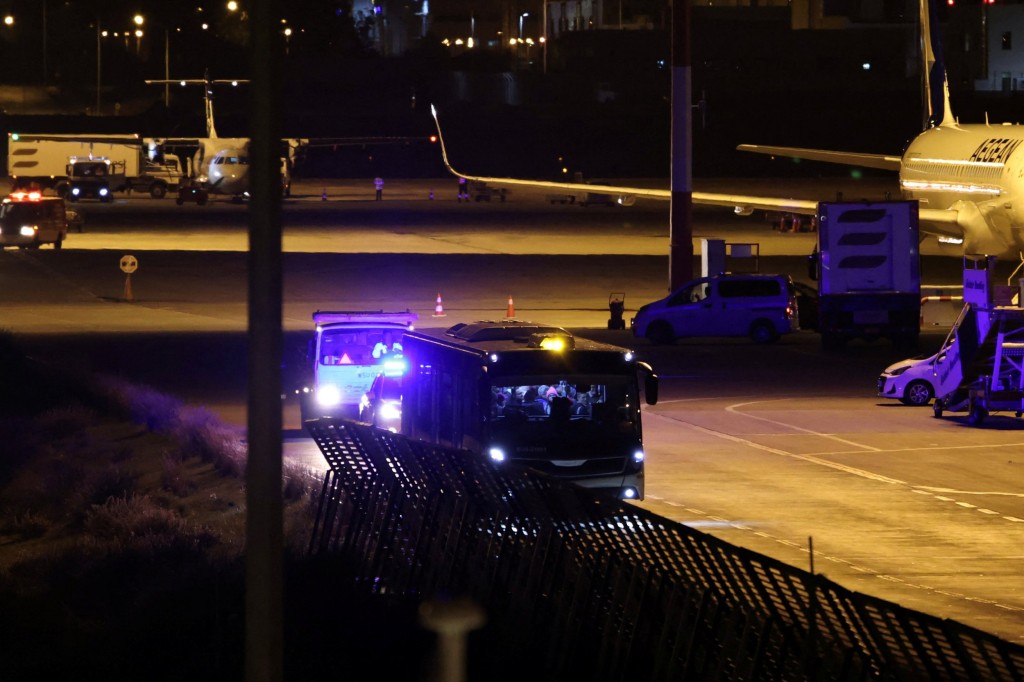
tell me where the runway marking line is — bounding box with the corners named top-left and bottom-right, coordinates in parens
top-left (648, 402), bottom-right (1024, 527)
top-left (644, 492), bottom-right (1024, 614)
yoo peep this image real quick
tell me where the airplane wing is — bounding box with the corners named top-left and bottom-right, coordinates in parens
top-left (430, 105), bottom-right (828, 214)
top-left (429, 105), bottom-right (964, 242)
top-left (735, 144), bottom-right (903, 172)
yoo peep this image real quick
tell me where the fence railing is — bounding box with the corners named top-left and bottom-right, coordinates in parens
top-left (306, 418), bottom-right (1024, 681)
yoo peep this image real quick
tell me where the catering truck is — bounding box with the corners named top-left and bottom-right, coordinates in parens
top-left (298, 310), bottom-right (419, 421)
top-left (6, 133), bottom-right (183, 199)
top-left (809, 200), bottom-right (921, 350)
top-left (400, 321), bottom-right (659, 500)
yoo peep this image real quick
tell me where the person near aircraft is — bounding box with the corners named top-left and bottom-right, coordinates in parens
top-left (375, 177), bottom-right (384, 200)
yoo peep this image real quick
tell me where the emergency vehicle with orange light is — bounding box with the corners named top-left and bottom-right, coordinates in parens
top-left (0, 191), bottom-right (71, 250)
top-left (400, 321), bottom-right (659, 500)
top-left (299, 310), bottom-right (419, 421)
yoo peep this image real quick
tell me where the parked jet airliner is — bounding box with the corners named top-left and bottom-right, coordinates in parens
top-left (431, 0), bottom-right (1024, 259)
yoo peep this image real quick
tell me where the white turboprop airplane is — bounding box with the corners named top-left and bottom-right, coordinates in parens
top-left (145, 75), bottom-right (303, 201)
top-left (430, 0), bottom-right (1024, 259)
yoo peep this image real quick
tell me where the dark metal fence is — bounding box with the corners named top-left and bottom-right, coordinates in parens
top-left (306, 418), bottom-right (1024, 681)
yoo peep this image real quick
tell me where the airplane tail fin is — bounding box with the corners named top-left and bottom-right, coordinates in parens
top-left (921, 0), bottom-right (955, 128)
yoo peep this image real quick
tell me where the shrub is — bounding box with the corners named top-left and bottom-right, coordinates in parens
top-left (171, 406), bottom-right (246, 476)
top-left (83, 494), bottom-right (218, 554)
top-left (161, 452), bottom-right (196, 497)
top-left (77, 466), bottom-right (140, 509)
top-left (0, 509), bottom-right (51, 538)
top-left (35, 404), bottom-right (96, 440)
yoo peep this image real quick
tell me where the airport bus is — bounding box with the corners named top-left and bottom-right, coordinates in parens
top-left (401, 321), bottom-right (658, 499)
top-left (300, 310), bottom-right (418, 420)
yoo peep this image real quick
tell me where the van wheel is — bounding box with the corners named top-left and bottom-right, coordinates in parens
top-left (968, 404), bottom-right (987, 426)
top-left (901, 380), bottom-right (933, 406)
top-left (53, 238), bottom-right (63, 251)
top-left (646, 320), bottom-right (675, 345)
top-left (749, 321), bottom-right (779, 344)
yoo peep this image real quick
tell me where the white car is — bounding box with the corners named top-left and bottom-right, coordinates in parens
top-left (878, 342), bottom-right (968, 407)
top-left (877, 354), bottom-right (943, 406)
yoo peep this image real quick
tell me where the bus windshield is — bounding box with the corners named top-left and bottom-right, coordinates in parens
top-left (318, 328), bottom-right (405, 366)
top-left (488, 375), bottom-right (638, 433)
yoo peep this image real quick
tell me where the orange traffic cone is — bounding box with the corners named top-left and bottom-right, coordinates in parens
top-left (506, 294), bottom-right (515, 318)
top-left (433, 292), bottom-right (446, 317)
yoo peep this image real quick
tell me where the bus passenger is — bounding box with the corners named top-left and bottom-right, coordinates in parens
top-left (372, 331), bottom-right (402, 359)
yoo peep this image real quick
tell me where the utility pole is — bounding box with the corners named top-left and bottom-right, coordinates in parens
top-left (669, 0), bottom-right (694, 290)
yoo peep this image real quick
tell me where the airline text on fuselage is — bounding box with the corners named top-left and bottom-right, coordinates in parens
top-left (969, 138), bottom-right (1024, 165)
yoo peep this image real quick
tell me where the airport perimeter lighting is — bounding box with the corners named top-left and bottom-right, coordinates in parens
top-left (4, 15), bottom-right (13, 26)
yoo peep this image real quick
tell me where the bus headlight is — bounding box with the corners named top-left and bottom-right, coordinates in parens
top-left (99, 187), bottom-right (109, 197)
top-left (380, 401), bottom-right (402, 420)
top-left (488, 447), bottom-right (506, 463)
top-left (317, 385), bottom-right (341, 407)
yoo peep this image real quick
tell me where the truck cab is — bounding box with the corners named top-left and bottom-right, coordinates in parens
top-left (64, 157), bottom-right (117, 202)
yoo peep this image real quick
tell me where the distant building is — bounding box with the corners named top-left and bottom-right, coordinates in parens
top-left (972, 4), bottom-right (1024, 92)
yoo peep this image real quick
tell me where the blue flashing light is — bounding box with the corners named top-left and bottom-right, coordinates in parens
top-left (633, 449), bottom-right (645, 464)
top-left (624, 351), bottom-right (634, 362)
top-left (489, 353), bottom-right (499, 363)
top-left (622, 488), bottom-right (638, 500)
top-left (488, 447), bottom-right (506, 463)
top-left (71, 187), bottom-right (81, 196)
top-left (382, 357), bottom-right (407, 377)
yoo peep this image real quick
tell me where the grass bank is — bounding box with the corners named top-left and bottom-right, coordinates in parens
top-left (0, 331), bottom-right (430, 680)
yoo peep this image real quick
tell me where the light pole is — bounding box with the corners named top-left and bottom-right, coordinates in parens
top-left (96, 17), bottom-right (101, 114)
top-left (519, 12), bottom-right (529, 39)
top-left (541, 0), bottom-right (547, 74)
top-left (133, 14), bottom-right (143, 55)
top-left (42, 1), bottom-right (47, 86)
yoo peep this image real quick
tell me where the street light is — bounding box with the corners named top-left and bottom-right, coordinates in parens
top-left (133, 14), bottom-right (144, 54)
top-left (519, 12), bottom-right (529, 39)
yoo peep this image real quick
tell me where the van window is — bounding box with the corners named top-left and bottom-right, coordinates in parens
top-left (719, 279), bottom-right (781, 298)
top-left (668, 281), bottom-right (709, 306)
